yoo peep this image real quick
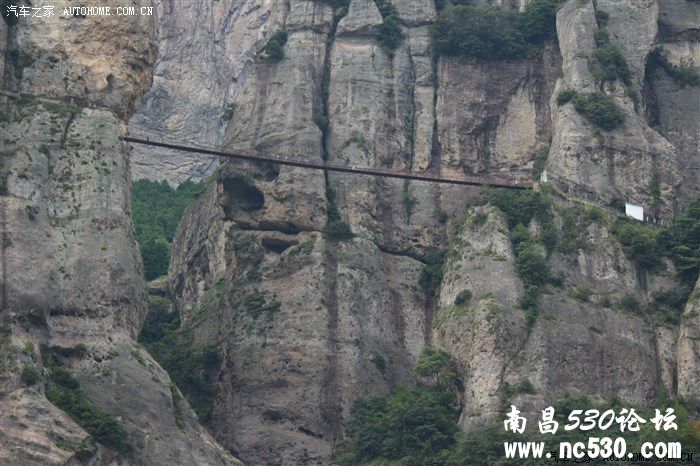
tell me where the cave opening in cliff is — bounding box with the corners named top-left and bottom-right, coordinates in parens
top-left (222, 176), bottom-right (265, 213)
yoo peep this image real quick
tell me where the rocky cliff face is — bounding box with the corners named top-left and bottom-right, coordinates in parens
top-left (129, 0), bottom-right (287, 185)
top-left (0, 2), bottom-right (240, 464)
top-left (166, 0), bottom-right (699, 464)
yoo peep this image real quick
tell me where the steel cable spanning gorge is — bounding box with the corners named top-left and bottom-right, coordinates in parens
top-left (124, 134), bottom-right (532, 191)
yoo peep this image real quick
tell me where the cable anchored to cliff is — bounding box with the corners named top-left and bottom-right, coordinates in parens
top-left (124, 135), bottom-right (532, 190)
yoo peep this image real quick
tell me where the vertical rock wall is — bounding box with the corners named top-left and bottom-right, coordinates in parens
top-left (0, 2), bottom-right (240, 464)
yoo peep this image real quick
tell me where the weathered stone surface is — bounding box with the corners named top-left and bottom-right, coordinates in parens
top-left (1, 5), bottom-right (241, 464)
top-left (647, 1), bottom-right (700, 209)
top-left (165, 1), bottom-right (699, 463)
top-left (171, 190), bottom-right (427, 464)
top-left (432, 206), bottom-right (525, 430)
top-left (677, 277), bottom-right (700, 403)
top-left (436, 53), bottom-right (557, 179)
top-left (220, 2), bottom-right (332, 233)
top-left (129, 0), bottom-right (287, 185)
top-left (6, 0), bottom-right (156, 117)
top-left (546, 0), bottom-right (680, 223)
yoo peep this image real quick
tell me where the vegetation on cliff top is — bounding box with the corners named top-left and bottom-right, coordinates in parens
top-left (431, 0), bottom-right (564, 61)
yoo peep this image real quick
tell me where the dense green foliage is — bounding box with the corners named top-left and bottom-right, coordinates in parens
top-left (593, 43), bottom-right (632, 85)
top-left (324, 188), bottom-right (354, 242)
top-left (420, 248), bottom-right (447, 298)
top-left (571, 92), bottom-right (625, 131)
top-left (41, 347), bottom-right (130, 452)
top-left (132, 179), bottom-right (205, 280)
top-left (648, 48), bottom-right (700, 88)
top-left (519, 0), bottom-right (564, 44)
top-left (454, 289), bottom-right (472, 306)
top-left (431, 1), bottom-right (563, 61)
top-left (341, 347), bottom-right (460, 465)
top-left (440, 393), bottom-right (700, 465)
top-left (412, 347), bottom-right (457, 386)
top-left (374, 0), bottom-right (404, 53)
top-left (660, 198), bottom-right (700, 296)
top-left (259, 30), bottom-right (288, 61)
top-left (558, 90), bottom-right (625, 130)
top-left (610, 218), bottom-right (665, 272)
top-left (341, 346), bottom-right (700, 465)
top-left (432, 6), bottom-right (527, 61)
top-left (20, 365), bottom-right (40, 386)
top-left (139, 308), bottom-right (219, 424)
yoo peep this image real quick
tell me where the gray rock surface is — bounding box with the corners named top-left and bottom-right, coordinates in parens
top-left (128, 0), bottom-right (287, 185)
top-left (166, 1), bottom-right (699, 464)
top-left (0, 3), bottom-right (241, 464)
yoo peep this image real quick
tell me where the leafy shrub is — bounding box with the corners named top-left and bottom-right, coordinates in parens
top-left (420, 249), bottom-right (446, 298)
top-left (242, 290), bottom-right (281, 319)
top-left (571, 92), bottom-right (624, 131)
top-left (532, 147), bottom-right (549, 180)
top-left (341, 384), bottom-right (459, 464)
top-left (432, 1), bottom-right (564, 61)
top-left (594, 29), bottom-right (610, 47)
top-left (374, 0), bottom-right (403, 53)
top-left (519, 0), bottom-right (565, 44)
top-left (568, 284), bottom-right (591, 302)
top-left (595, 9), bottom-right (609, 26)
top-left (593, 43), bottom-right (632, 85)
top-left (402, 180), bottom-right (418, 219)
top-left (221, 103), bottom-right (235, 122)
top-left (140, 312), bottom-right (220, 423)
top-left (659, 198), bottom-right (700, 301)
top-left (259, 30), bottom-right (288, 61)
top-left (412, 347), bottom-right (456, 385)
top-left (515, 242), bottom-right (550, 286)
top-left (484, 189), bottom-right (551, 230)
top-left (324, 188), bottom-right (353, 242)
top-left (41, 347), bottom-right (130, 452)
top-left (610, 218), bottom-right (665, 271)
top-left (617, 291), bottom-right (641, 313)
top-left (431, 6), bottom-right (528, 61)
top-left (648, 288), bottom-right (688, 325)
top-left (132, 179), bottom-right (205, 280)
top-left (21, 366), bottom-right (40, 386)
top-left (454, 289), bottom-right (472, 306)
top-left (443, 394), bottom-right (700, 465)
top-left (648, 48), bottom-right (700, 88)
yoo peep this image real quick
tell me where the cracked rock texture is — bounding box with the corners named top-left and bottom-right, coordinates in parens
top-left (129, 0), bottom-right (288, 185)
top-left (2, 0), bottom-right (698, 465)
top-left (164, 0), bottom-right (699, 464)
top-left (0, 2), bottom-right (241, 464)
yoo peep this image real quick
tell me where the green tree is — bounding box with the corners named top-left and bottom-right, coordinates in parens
top-left (519, 0), bottom-right (565, 44)
top-left (132, 179), bottom-right (205, 280)
top-left (431, 6), bottom-right (528, 61)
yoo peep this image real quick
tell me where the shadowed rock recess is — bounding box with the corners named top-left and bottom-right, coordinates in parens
top-left (1, 0), bottom-right (699, 465)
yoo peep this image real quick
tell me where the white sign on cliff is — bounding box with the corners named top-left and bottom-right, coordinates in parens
top-left (625, 203), bottom-right (644, 221)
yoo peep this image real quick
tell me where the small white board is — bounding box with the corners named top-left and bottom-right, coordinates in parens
top-left (625, 203), bottom-right (644, 221)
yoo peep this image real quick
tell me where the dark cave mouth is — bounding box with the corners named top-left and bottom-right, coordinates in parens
top-left (223, 176), bottom-right (265, 212)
